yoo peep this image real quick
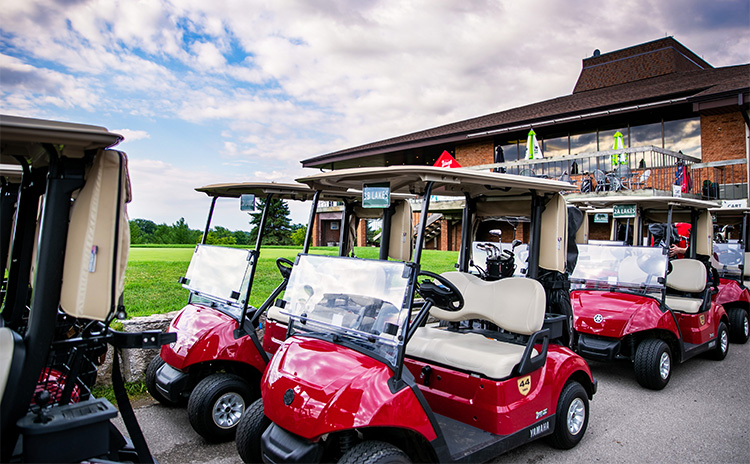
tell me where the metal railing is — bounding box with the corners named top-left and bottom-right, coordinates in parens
top-left (469, 145), bottom-right (748, 200)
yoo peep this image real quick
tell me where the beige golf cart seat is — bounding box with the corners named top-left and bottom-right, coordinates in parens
top-left (407, 272), bottom-right (545, 379)
top-left (664, 259), bottom-right (707, 314)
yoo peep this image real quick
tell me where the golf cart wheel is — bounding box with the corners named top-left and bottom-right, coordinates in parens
top-left (634, 339), bottom-right (671, 390)
top-left (727, 308), bottom-right (750, 344)
top-left (709, 322), bottom-right (729, 360)
top-left (548, 381), bottom-right (589, 449)
top-left (339, 441), bottom-right (410, 464)
top-left (145, 356), bottom-right (182, 406)
top-left (188, 373), bottom-right (254, 442)
top-left (236, 398), bottom-right (270, 464)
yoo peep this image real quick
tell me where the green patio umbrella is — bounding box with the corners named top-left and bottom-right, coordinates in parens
top-left (611, 131), bottom-right (627, 167)
top-left (525, 129), bottom-right (543, 160)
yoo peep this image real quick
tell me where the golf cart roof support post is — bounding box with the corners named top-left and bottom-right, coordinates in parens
top-left (688, 209), bottom-right (699, 259)
top-left (527, 192), bottom-right (543, 280)
top-left (744, 212), bottom-right (750, 252)
top-left (458, 193), bottom-right (475, 273)
top-left (636, 206), bottom-right (644, 247)
top-left (0, 180), bottom-right (19, 286)
top-left (412, 182), bottom-right (435, 266)
top-left (4, 157), bottom-right (86, 460)
top-left (338, 201), bottom-right (354, 257)
top-left (379, 204), bottom-right (393, 260)
top-left (200, 197), bottom-right (218, 245)
top-left (302, 190), bottom-right (321, 253)
top-left (238, 193), bottom-right (274, 333)
top-left (3, 166), bottom-right (44, 328)
top-left (661, 204), bottom-right (675, 306)
top-left (624, 218), bottom-right (631, 245)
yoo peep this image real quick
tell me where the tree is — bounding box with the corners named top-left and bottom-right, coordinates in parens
top-left (248, 198), bottom-right (294, 245)
top-left (170, 217), bottom-right (200, 244)
top-left (291, 226), bottom-right (307, 246)
top-left (207, 226), bottom-right (236, 245)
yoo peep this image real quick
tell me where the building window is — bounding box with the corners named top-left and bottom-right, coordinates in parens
top-left (630, 121), bottom-right (662, 149)
top-left (664, 117), bottom-right (701, 159)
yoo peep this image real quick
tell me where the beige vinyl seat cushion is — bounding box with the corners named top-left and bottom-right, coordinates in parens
top-left (664, 259), bottom-right (707, 314)
top-left (664, 296), bottom-right (702, 314)
top-left (406, 272), bottom-right (545, 379)
top-left (266, 305), bottom-right (289, 324)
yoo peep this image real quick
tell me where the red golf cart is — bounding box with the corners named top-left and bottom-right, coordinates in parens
top-left (237, 166), bottom-right (596, 463)
top-left (709, 207), bottom-right (750, 344)
top-left (147, 182), bottom-right (363, 441)
top-left (570, 196), bottom-right (730, 390)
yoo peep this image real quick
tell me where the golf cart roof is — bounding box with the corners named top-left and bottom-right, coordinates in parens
top-left (0, 114), bottom-right (122, 166)
top-left (0, 164), bottom-right (23, 182)
top-left (568, 195), bottom-right (719, 211)
top-left (195, 182), bottom-right (363, 202)
top-left (709, 207), bottom-right (750, 217)
top-left (297, 166), bottom-right (575, 198)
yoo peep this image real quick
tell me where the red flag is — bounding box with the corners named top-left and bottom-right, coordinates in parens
top-left (433, 150), bottom-right (461, 168)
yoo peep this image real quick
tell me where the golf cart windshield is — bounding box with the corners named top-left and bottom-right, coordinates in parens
top-left (711, 242), bottom-right (744, 277)
top-left (571, 244), bottom-right (667, 292)
top-left (282, 254), bottom-right (412, 366)
top-left (182, 244), bottom-right (253, 313)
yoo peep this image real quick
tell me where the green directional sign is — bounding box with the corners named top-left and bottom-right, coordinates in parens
top-left (363, 182), bottom-right (391, 208)
top-left (612, 204), bottom-right (637, 218)
top-left (593, 213), bottom-right (609, 223)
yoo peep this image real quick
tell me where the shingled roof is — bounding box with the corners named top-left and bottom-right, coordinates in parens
top-left (302, 37), bottom-right (749, 168)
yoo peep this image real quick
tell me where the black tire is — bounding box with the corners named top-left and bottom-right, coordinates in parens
top-left (187, 373), bottom-right (254, 442)
top-left (339, 441), bottom-right (410, 464)
top-left (727, 308), bottom-right (750, 344)
top-left (145, 355), bottom-right (182, 406)
top-left (709, 322), bottom-right (729, 360)
top-left (236, 398), bottom-right (270, 464)
top-left (634, 339), bottom-right (671, 390)
top-left (548, 381), bottom-right (589, 449)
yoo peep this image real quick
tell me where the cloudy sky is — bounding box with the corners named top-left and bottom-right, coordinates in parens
top-left (2, 0), bottom-right (749, 230)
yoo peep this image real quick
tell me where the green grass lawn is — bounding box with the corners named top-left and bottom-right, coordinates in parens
top-left (123, 246), bottom-right (458, 318)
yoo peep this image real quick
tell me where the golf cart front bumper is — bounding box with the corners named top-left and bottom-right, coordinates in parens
top-left (261, 423), bottom-right (322, 464)
top-left (155, 363), bottom-right (190, 403)
top-left (576, 334), bottom-right (621, 361)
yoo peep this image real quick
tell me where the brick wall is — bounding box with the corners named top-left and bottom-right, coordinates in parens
top-left (455, 140), bottom-right (494, 166)
top-left (701, 111), bottom-right (746, 163)
top-left (357, 219), bottom-right (367, 246)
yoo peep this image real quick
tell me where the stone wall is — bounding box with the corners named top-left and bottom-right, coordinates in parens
top-left (96, 311), bottom-right (177, 386)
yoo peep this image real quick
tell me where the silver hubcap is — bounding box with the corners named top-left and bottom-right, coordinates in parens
top-left (743, 317), bottom-right (749, 337)
top-left (567, 398), bottom-right (585, 436)
top-left (212, 392), bottom-right (245, 429)
top-left (720, 328), bottom-right (728, 353)
top-left (659, 351), bottom-right (671, 380)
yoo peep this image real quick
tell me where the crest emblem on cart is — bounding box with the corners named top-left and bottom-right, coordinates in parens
top-left (517, 375), bottom-right (531, 396)
top-left (699, 314), bottom-right (706, 326)
top-left (593, 314), bottom-right (603, 323)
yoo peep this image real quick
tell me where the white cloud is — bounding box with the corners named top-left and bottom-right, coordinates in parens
top-left (113, 129), bottom-right (151, 142)
top-left (2, 0), bottom-right (748, 225)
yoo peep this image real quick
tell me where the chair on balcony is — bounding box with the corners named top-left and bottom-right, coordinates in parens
top-left (615, 165), bottom-right (635, 189)
top-left (631, 169), bottom-right (651, 189)
top-left (519, 168), bottom-right (537, 177)
top-left (593, 169), bottom-right (608, 192)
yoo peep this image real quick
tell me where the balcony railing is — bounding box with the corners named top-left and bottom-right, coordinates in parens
top-left (469, 145), bottom-right (748, 201)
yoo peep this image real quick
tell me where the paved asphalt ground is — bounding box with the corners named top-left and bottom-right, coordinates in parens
top-left (117, 342), bottom-right (750, 464)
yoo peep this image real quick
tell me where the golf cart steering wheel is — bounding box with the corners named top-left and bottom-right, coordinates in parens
top-left (416, 271), bottom-right (464, 311)
top-left (276, 257), bottom-right (294, 280)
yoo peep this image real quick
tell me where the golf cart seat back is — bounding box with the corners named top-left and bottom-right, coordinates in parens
top-left (694, 210), bottom-right (713, 257)
top-left (539, 193), bottom-right (568, 273)
top-left (60, 150), bottom-right (131, 321)
top-left (388, 199), bottom-right (413, 262)
top-left (664, 259), bottom-right (707, 314)
top-left (407, 272), bottom-right (545, 379)
top-left (0, 328), bottom-right (24, 409)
